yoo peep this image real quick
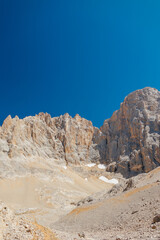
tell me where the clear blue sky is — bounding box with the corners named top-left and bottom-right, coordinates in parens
top-left (0, 0), bottom-right (160, 127)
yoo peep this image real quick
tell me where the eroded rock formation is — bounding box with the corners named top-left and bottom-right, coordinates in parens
top-left (0, 112), bottom-right (105, 177)
top-left (101, 87), bottom-right (160, 177)
top-left (0, 87), bottom-right (160, 177)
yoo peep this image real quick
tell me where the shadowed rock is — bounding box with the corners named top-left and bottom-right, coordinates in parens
top-left (101, 87), bottom-right (160, 177)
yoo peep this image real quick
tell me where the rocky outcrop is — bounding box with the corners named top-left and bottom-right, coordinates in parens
top-left (1, 87), bottom-right (160, 178)
top-left (0, 201), bottom-right (57, 239)
top-left (101, 87), bottom-right (160, 177)
top-left (0, 112), bottom-right (105, 177)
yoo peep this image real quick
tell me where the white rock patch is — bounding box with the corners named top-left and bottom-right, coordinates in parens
top-left (98, 164), bottom-right (106, 169)
top-left (85, 163), bottom-right (96, 168)
top-left (99, 176), bottom-right (118, 184)
top-left (63, 166), bottom-right (67, 170)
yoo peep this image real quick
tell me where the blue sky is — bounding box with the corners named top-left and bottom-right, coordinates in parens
top-left (0, 0), bottom-right (160, 127)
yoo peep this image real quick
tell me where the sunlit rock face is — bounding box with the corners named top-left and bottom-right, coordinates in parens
top-left (1, 87), bottom-right (160, 178)
top-left (101, 87), bottom-right (160, 177)
top-left (0, 112), bottom-right (106, 177)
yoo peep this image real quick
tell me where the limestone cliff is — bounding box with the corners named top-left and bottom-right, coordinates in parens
top-left (0, 87), bottom-right (160, 178)
top-left (101, 87), bottom-right (160, 177)
top-left (0, 112), bottom-right (105, 177)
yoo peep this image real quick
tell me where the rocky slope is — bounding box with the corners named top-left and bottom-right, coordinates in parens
top-left (54, 167), bottom-right (160, 240)
top-left (0, 201), bottom-right (58, 240)
top-left (0, 86), bottom-right (160, 239)
top-left (0, 111), bottom-right (113, 230)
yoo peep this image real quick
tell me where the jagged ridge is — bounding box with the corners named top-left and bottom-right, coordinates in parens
top-left (0, 87), bottom-right (160, 177)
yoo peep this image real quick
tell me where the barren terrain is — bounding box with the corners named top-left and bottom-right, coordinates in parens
top-left (0, 87), bottom-right (160, 239)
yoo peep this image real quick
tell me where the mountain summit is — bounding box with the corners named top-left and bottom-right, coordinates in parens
top-left (101, 87), bottom-right (160, 177)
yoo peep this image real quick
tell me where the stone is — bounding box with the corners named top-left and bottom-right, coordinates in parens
top-left (131, 210), bottom-right (138, 214)
top-left (153, 214), bottom-right (160, 223)
top-left (123, 179), bottom-right (134, 192)
top-left (78, 232), bottom-right (85, 238)
top-left (151, 225), bottom-right (156, 229)
top-left (86, 196), bottom-right (93, 202)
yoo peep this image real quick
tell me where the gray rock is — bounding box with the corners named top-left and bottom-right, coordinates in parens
top-left (123, 179), bottom-right (134, 192)
top-left (153, 214), bottom-right (160, 223)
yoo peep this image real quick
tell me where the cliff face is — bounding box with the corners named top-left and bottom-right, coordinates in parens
top-left (0, 112), bottom-right (105, 177)
top-left (101, 87), bottom-right (160, 177)
top-left (1, 87), bottom-right (160, 178)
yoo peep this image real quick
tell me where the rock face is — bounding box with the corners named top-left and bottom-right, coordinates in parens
top-left (0, 87), bottom-right (160, 177)
top-left (101, 87), bottom-right (160, 177)
top-left (0, 112), bottom-right (105, 177)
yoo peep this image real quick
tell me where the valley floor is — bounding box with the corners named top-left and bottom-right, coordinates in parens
top-left (1, 165), bottom-right (160, 240)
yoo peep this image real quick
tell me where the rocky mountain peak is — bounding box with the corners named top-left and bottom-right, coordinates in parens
top-left (0, 112), bottom-right (103, 177)
top-left (0, 87), bottom-right (160, 178)
top-left (101, 87), bottom-right (160, 177)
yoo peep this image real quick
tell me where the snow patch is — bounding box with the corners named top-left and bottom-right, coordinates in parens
top-left (85, 163), bottom-right (96, 168)
top-left (99, 176), bottom-right (118, 184)
top-left (98, 164), bottom-right (106, 169)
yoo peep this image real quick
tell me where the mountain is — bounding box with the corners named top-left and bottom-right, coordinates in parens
top-left (1, 87), bottom-right (160, 239)
top-left (0, 111), bottom-right (112, 236)
top-left (0, 87), bottom-right (160, 178)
